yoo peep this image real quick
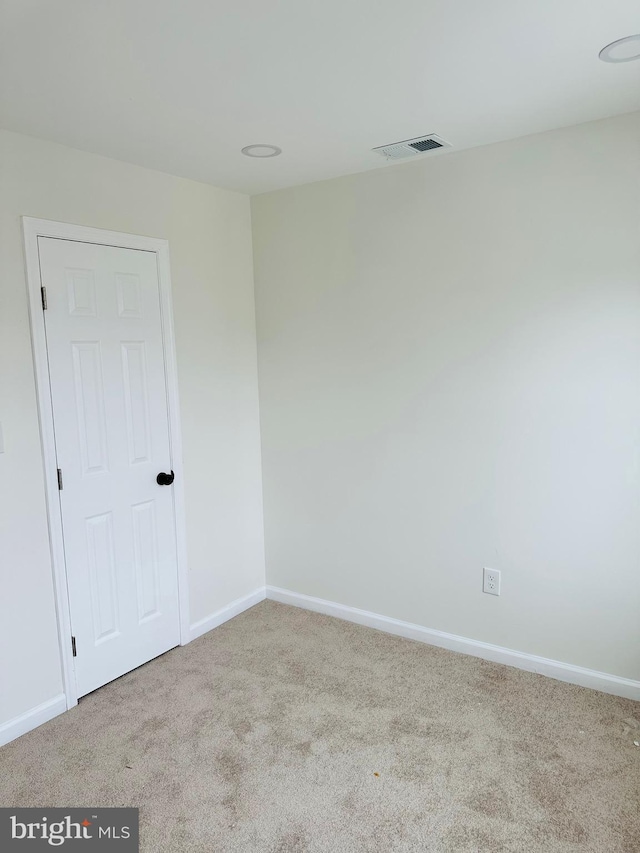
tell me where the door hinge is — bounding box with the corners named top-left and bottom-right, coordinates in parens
top-left (57, 468), bottom-right (63, 490)
top-left (41, 286), bottom-right (48, 310)
top-left (71, 636), bottom-right (77, 657)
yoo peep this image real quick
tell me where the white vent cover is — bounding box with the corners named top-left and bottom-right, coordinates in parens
top-left (373, 134), bottom-right (451, 160)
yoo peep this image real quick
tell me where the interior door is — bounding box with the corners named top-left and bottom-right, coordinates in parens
top-left (38, 237), bottom-right (180, 697)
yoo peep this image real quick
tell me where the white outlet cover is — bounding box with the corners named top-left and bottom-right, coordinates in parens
top-left (483, 567), bottom-right (501, 596)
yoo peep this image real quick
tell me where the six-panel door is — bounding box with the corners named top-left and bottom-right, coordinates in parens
top-left (39, 237), bottom-right (180, 697)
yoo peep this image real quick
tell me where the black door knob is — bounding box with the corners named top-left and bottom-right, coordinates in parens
top-left (156, 470), bottom-right (175, 486)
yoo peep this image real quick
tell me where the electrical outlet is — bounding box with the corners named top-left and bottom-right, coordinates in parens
top-left (483, 567), bottom-right (501, 596)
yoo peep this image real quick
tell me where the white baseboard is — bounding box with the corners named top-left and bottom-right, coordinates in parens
top-left (266, 586), bottom-right (640, 701)
top-left (0, 590), bottom-right (266, 748)
top-left (0, 694), bottom-right (67, 748)
top-left (189, 586), bottom-right (266, 642)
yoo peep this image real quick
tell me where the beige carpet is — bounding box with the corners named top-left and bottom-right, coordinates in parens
top-left (1, 600), bottom-right (638, 852)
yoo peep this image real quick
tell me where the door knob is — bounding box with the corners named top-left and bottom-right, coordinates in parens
top-left (156, 470), bottom-right (175, 486)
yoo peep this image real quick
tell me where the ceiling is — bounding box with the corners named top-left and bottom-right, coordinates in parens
top-left (1, 0), bottom-right (639, 195)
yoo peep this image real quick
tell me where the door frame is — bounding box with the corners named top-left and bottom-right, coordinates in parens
top-left (22, 217), bottom-right (191, 710)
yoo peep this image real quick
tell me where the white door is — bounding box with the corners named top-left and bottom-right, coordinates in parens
top-left (38, 237), bottom-right (180, 698)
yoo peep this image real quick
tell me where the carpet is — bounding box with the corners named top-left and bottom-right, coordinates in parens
top-left (1, 600), bottom-right (638, 852)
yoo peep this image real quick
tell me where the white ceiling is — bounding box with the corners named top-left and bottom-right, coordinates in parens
top-left (1, 1), bottom-right (639, 195)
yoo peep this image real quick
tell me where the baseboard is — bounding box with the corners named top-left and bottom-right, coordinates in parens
top-left (189, 586), bottom-right (266, 642)
top-left (0, 694), bottom-right (67, 748)
top-left (0, 591), bottom-right (267, 747)
top-left (266, 586), bottom-right (640, 701)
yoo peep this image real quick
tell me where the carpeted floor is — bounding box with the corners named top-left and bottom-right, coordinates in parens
top-left (1, 600), bottom-right (638, 852)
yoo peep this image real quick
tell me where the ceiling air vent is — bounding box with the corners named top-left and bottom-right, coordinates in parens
top-left (373, 134), bottom-right (451, 160)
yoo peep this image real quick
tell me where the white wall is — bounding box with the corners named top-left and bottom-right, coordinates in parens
top-left (252, 112), bottom-right (640, 681)
top-left (0, 130), bottom-right (265, 729)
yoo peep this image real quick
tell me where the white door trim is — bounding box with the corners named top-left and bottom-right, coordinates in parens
top-left (22, 217), bottom-right (190, 710)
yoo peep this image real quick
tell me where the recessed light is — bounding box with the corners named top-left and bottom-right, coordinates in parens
top-left (599, 34), bottom-right (640, 63)
top-left (241, 144), bottom-right (282, 158)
